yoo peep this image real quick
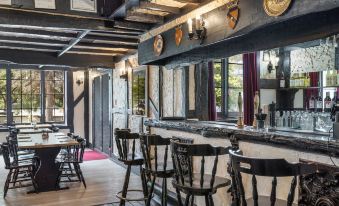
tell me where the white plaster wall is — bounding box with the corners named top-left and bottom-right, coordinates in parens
top-left (148, 66), bottom-right (160, 119)
top-left (73, 71), bottom-right (85, 139)
top-left (150, 127), bottom-right (339, 206)
top-left (189, 64), bottom-right (196, 111)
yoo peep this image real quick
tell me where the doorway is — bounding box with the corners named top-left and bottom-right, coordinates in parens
top-left (92, 73), bottom-right (112, 156)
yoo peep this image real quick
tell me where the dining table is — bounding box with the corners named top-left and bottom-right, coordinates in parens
top-left (17, 132), bottom-right (79, 192)
top-left (14, 124), bottom-right (52, 130)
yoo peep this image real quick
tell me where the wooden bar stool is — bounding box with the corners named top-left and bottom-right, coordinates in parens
top-left (140, 134), bottom-right (175, 206)
top-left (229, 150), bottom-right (318, 206)
top-left (114, 128), bottom-right (148, 206)
top-left (171, 140), bottom-right (232, 206)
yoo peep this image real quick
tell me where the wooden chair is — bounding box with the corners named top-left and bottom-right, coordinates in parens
top-left (229, 150), bottom-right (318, 206)
top-left (1, 143), bottom-right (38, 198)
top-left (56, 137), bottom-right (87, 188)
top-left (140, 134), bottom-right (175, 206)
top-left (114, 128), bottom-right (148, 206)
top-left (171, 140), bottom-right (232, 206)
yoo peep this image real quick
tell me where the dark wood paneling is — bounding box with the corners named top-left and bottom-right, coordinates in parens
top-left (93, 76), bottom-right (103, 151)
top-left (102, 74), bottom-right (111, 155)
top-left (138, 0), bottom-right (339, 66)
top-left (67, 71), bottom-right (74, 132)
top-left (0, 49), bottom-right (114, 68)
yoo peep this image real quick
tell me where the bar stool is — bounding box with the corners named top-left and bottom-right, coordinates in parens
top-left (229, 150), bottom-right (318, 206)
top-left (171, 140), bottom-right (232, 206)
top-left (114, 128), bottom-right (148, 206)
top-left (140, 134), bottom-right (175, 206)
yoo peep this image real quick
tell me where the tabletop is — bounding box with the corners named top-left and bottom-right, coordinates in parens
top-left (17, 132), bottom-right (79, 149)
top-left (19, 128), bottom-right (52, 134)
top-left (15, 124), bottom-right (52, 129)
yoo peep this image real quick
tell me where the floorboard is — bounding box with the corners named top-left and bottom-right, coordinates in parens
top-left (0, 157), bottom-right (145, 206)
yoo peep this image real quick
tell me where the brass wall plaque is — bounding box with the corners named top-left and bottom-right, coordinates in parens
top-left (175, 26), bottom-right (183, 47)
top-left (263, 0), bottom-right (292, 17)
top-left (153, 35), bottom-right (164, 56)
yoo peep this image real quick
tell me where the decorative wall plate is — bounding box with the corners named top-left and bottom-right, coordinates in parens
top-left (263, 0), bottom-right (292, 17)
top-left (175, 26), bottom-right (183, 47)
top-left (153, 35), bottom-right (164, 56)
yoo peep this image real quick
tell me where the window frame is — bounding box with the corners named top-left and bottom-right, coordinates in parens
top-left (214, 57), bottom-right (244, 120)
top-left (0, 67), bottom-right (67, 126)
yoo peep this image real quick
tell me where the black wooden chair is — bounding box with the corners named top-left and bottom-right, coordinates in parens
top-left (140, 134), bottom-right (175, 206)
top-left (171, 140), bottom-right (232, 206)
top-left (114, 128), bottom-right (148, 206)
top-left (229, 150), bottom-right (318, 206)
top-left (1, 143), bottom-right (38, 198)
top-left (56, 137), bottom-right (87, 188)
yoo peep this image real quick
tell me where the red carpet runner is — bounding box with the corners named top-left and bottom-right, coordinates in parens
top-left (83, 149), bottom-right (109, 161)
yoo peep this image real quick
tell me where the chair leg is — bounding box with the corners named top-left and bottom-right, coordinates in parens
top-left (190, 195), bottom-right (194, 206)
top-left (139, 166), bottom-right (148, 204)
top-left (209, 195), bottom-right (214, 206)
top-left (184, 194), bottom-right (191, 206)
top-left (161, 178), bottom-right (168, 206)
top-left (175, 188), bottom-right (183, 206)
top-left (28, 166), bottom-right (38, 193)
top-left (146, 175), bottom-right (156, 206)
top-left (75, 163), bottom-right (86, 188)
top-left (205, 195), bottom-right (210, 206)
top-left (4, 169), bottom-right (12, 198)
top-left (120, 164), bottom-right (131, 206)
top-left (12, 169), bottom-right (19, 187)
top-left (56, 163), bottom-right (64, 188)
top-left (73, 163), bottom-right (82, 182)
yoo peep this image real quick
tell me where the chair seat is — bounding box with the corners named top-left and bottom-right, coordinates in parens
top-left (143, 162), bottom-right (175, 178)
top-left (172, 173), bottom-right (231, 195)
top-left (119, 154), bottom-right (144, 165)
top-left (9, 160), bottom-right (34, 169)
top-left (246, 196), bottom-right (297, 206)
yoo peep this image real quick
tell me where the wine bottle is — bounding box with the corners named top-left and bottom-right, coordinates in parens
top-left (279, 71), bottom-right (285, 88)
top-left (324, 92), bottom-right (332, 112)
top-left (316, 95), bottom-right (323, 112)
top-left (305, 73), bottom-right (310, 87)
top-left (309, 96), bottom-right (315, 111)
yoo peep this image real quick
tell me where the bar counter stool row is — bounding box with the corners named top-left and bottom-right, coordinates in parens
top-left (1, 128), bottom-right (87, 198)
top-left (115, 128), bottom-right (318, 206)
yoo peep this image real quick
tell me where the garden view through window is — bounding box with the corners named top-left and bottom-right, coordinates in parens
top-left (214, 54), bottom-right (244, 119)
top-left (132, 69), bottom-right (146, 115)
top-left (0, 68), bottom-right (65, 125)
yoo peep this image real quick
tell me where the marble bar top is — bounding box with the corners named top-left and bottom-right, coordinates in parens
top-left (144, 119), bottom-right (339, 157)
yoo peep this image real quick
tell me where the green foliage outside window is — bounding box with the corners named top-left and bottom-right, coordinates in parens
top-left (132, 69), bottom-right (146, 115)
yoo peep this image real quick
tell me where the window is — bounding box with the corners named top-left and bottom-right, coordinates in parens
top-left (45, 71), bottom-right (65, 122)
top-left (214, 54), bottom-right (244, 119)
top-left (0, 68), bottom-right (66, 125)
top-left (11, 69), bottom-right (41, 123)
top-left (132, 68), bottom-right (146, 115)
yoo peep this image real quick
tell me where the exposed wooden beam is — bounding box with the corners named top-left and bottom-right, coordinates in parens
top-left (173, 0), bottom-right (201, 3)
top-left (58, 30), bottom-right (90, 57)
top-left (113, 20), bottom-right (152, 31)
top-left (126, 10), bottom-right (164, 24)
top-left (139, 2), bottom-right (180, 14)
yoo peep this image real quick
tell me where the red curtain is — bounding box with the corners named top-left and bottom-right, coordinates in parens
top-left (208, 61), bottom-right (217, 121)
top-left (243, 53), bottom-right (258, 125)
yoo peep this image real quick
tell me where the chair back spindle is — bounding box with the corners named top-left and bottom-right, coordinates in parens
top-left (114, 128), bottom-right (141, 163)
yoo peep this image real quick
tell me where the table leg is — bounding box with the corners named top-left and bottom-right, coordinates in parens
top-left (34, 147), bottom-right (62, 192)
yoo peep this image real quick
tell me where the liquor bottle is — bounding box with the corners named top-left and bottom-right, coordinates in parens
top-left (324, 92), bottom-right (332, 112)
top-left (316, 95), bottom-right (323, 112)
top-left (309, 96), bottom-right (315, 111)
top-left (279, 71), bottom-right (285, 88)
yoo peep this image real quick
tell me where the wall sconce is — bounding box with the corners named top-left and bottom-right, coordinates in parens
top-left (120, 67), bottom-right (128, 81)
top-left (76, 75), bottom-right (84, 86)
top-left (187, 15), bottom-right (207, 44)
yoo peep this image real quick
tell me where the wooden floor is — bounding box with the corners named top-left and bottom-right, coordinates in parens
top-left (0, 157), bottom-right (145, 206)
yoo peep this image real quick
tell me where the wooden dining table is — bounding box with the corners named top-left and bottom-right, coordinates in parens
top-left (17, 132), bottom-right (79, 192)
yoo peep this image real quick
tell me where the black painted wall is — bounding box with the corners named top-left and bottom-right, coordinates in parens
top-left (138, 0), bottom-right (339, 66)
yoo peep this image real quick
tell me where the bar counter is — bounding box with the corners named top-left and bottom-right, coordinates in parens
top-left (145, 119), bottom-right (339, 157)
top-left (145, 119), bottom-right (339, 205)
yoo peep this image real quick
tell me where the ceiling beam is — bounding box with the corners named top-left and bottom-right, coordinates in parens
top-left (139, 2), bottom-right (181, 14)
top-left (125, 10), bottom-right (164, 24)
top-left (58, 30), bottom-right (90, 57)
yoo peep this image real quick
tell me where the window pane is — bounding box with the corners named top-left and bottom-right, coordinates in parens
top-left (54, 81), bottom-right (64, 94)
top-left (214, 62), bottom-right (222, 88)
top-left (32, 95), bottom-right (40, 108)
top-left (31, 70), bottom-right (41, 80)
top-left (22, 95), bottom-right (32, 109)
top-left (11, 80), bottom-right (22, 94)
top-left (54, 71), bottom-right (64, 80)
top-left (228, 64), bottom-right (243, 88)
top-left (228, 54), bottom-right (243, 64)
top-left (12, 95), bottom-right (21, 109)
top-left (32, 108), bottom-right (41, 123)
top-left (132, 70), bottom-right (146, 115)
top-left (45, 95), bottom-right (55, 107)
top-left (0, 69), bottom-right (6, 79)
top-left (11, 70), bottom-right (21, 79)
top-left (22, 109), bottom-right (31, 123)
top-left (22, 80), bottom-right (32, 93)
top-left (215, 87), bottom-right (222, 113)
top-left (54, 94), bottom-right (64, 108)
top-left (228, 89), bottom-right (243, 113)
top-left (0, 97), bottom-right (6, 110)
top-left (22, 70), bottom-right (31, 80)
top-left (32, 81), bottom-right (41, 94)
top-left (0, 80), bottom-right (6, 94)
